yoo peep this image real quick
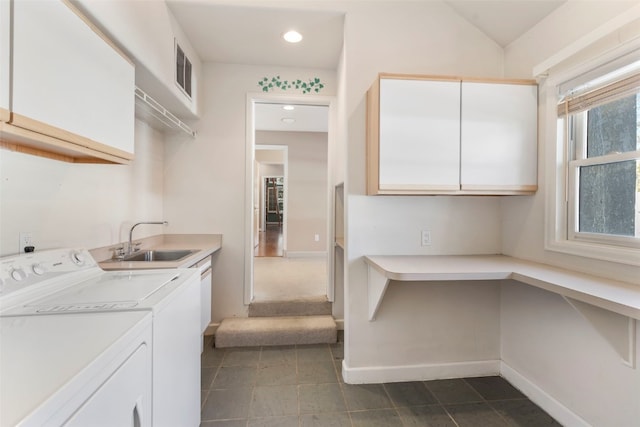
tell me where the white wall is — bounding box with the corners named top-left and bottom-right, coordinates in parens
top-left (502, 1), bottom-right (640, 282)
top-left (257, 131), bottom-right (328, 254)
top-left (341, 1), bottom-right (506, 378)
top-left (501, 282), bottom-right (640, 426)
top-left (162, 63), bottom-right (336, 322)
top-left (500, 3), bottom-right (640, 425)
top-left (0, 119), bottom-right (165, 256)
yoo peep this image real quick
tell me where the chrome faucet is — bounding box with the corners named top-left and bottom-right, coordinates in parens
top-left (128, 221), bottom-right (168, 255)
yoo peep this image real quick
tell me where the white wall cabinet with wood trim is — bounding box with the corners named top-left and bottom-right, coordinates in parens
top-left (377, 78), bottom-right (461, 192)
top-left (0, 0), bottom-right (135, 164)
top-left (367, 73), bottom-right (538, 195)
top-left (0, 0), bottom-right (10, 123)
top-left (460, 81), bottom-right (538, 192)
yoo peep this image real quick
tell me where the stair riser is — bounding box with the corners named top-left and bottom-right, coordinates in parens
top-left (249, 301), bottom-right (331, 317)
top-left (215, 315), bottom-right (337, 348)
top-left (216, 328), bottom-right (336, 348)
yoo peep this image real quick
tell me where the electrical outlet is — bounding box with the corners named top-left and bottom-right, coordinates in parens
top-left (314, 234), bottom-right (320, 242)
top-left (421, 230), bottom-right (431, 246)
top-left (19, 232), bottom-right (33, 252)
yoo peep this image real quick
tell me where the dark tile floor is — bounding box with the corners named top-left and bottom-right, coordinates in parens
top-left (200, 336), bottom-right (561, 427)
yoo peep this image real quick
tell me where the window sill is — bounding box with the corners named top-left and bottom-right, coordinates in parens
top-left (545, 237), bottom-right (640, 267)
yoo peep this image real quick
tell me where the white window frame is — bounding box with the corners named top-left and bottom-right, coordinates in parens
top-left (566, 109), bottom-right (640, 249)
top-left (544, 47), bottom-right (640, 267)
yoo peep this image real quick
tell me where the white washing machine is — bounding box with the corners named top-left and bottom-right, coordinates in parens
top-left (1, 311), bottom-right (153, 426)
top-left (0, 248), bottom-right (201, 427)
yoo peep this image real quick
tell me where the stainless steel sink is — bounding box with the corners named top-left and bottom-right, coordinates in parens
top-left (122, 249), bottom-right (197, 262)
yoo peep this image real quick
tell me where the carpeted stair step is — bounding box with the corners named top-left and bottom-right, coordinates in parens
top-left (215, 315), bottom-right (337, 348)
top-left (249, 296), bottom-right (331, 317)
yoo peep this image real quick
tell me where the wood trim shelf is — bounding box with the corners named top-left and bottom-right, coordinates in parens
top-left (378, 72), bottom-right (536, 86)
top-left (0, 121), bottom-right (132, 164)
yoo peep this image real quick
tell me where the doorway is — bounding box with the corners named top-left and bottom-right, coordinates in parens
top-left (254, 162), bottom-right (285, 257)
top-left (245, 94), bottom-right (334, 305)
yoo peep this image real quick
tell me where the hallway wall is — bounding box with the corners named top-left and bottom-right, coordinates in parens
top-left (162, 63), bottom-right (337, 322)
top-left (257, 131), bottom-right (328, 255)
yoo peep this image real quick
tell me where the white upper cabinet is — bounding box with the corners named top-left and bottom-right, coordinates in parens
top-left (2, 0), bottom-right (135, 164)
top-left (378, 78), bottom-right (461, 192)
top-left (0, 0), bottom-right (10, 122)
top-left (460, 81), bottom-right (537, 192)
top-left (367, 73), bottom-right (538, 195)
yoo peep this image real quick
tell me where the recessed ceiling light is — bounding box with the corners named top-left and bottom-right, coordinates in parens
top-left (283, 30), bottom-right (303, 43)
top-left (282, 105), bottom-right (295, 111)
top-left (281, 118), bottom-right (296, 124)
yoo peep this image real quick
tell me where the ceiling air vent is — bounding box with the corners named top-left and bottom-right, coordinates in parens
top-left (134, 87), bottom-right (196, 138)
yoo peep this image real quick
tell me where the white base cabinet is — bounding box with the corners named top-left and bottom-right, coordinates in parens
top-left (367, 73), bottom-right (538, 195)
top-left (1, 0), bottom-right (135, 164)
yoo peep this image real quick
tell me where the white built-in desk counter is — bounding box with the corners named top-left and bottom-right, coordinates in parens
top-left (363, 255), bottom-right (640, 366)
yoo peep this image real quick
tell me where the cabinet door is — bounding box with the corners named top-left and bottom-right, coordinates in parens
top-left (0, 0), bottom-right (10, 122)
top-left (201, 271), bottom-right (212, 334)
top-left (154, 276), bottom-right (200, 427)
top-left (11, 0), bottom-right (134, 156)
top-left (377, 78), bottom-right (461, 192)
top-left (460, 82), bottom-right (537, 192)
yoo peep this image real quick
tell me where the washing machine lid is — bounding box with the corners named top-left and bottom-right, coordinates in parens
top-left (24, 270), bottom-right (180, 313)
top-left (0, 311), bottom-right (151, 426)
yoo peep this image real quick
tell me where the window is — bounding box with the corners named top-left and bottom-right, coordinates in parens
top-left (557, 64), bottom-right (640, 250)
top-left (176, 42), bottom-right (192, 98)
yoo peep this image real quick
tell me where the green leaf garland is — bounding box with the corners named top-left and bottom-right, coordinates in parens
top-left (258, 76), bottom-right (325, 94)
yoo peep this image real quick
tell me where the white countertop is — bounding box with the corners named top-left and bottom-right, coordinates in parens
top-left (363, 254), bottom-right (639, 365)
top-left (94, 234), bottom-right (222, 271)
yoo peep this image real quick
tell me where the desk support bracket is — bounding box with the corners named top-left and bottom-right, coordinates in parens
top-left (367, 265), bottom-right (390, 321)
top-left (563, 296), bottom-right (636, 368)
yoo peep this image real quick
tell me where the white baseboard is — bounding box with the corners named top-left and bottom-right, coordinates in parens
top-left (342, 359), bottom-right (500, 384)
top-left (285, 251), bottom-right (327, 258)
top-left (340, 358), bottom-right (590, 425)
top-left (334, 318), bottom-right (344, 330)
top-left (500, 362), bottom-right (590, 427)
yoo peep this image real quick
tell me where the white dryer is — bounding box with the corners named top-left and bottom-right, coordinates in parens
top-left (0, 248), bottom-right (201, 427)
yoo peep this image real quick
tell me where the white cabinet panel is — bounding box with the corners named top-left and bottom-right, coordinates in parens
top-left (201, 270), bottom-right (212, 334)
top-left (378, 78), bottom-right (461, 191)
top-left (367, 73), bottom-right (537, 195)
top-left (0, 0), bottom-right (10, 122)
top-left (8, 0), bottom-right (134, 162)
top-left (153, 274), bottom-right (200, 427)
top-left (461, 82), bottom-right (538, 191)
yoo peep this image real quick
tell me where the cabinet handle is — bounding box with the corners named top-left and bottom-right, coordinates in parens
top-left (132, 397), bottom-right (144, 427)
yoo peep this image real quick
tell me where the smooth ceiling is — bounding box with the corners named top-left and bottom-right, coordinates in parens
top-left (166, 0), bottom-right (566, 131)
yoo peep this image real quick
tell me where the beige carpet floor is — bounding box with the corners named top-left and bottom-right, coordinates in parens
top-left (253, 257), bottom-right (327, 302)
